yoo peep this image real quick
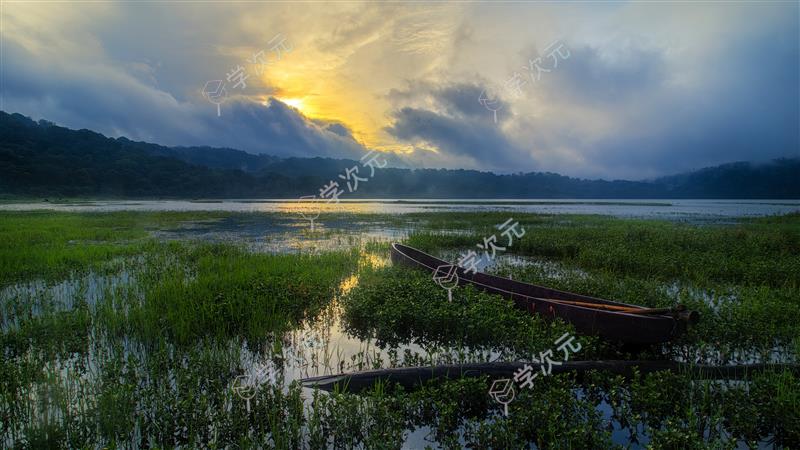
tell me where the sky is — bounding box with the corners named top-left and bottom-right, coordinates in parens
top-left (2, 1), bottom-right (798, 180)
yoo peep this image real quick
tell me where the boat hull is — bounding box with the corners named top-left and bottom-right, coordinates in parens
top-left (301, 361), bottom-right (793, 393)
top-left (390, 243), bottom-right (689, 345)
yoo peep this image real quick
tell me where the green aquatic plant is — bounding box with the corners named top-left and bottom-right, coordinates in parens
top-left (341, 265), bottom-right (599, 360)
top-left (1, 210), bottom-right (798, 448)
top-left (126, 243), bottom-right (357, 344)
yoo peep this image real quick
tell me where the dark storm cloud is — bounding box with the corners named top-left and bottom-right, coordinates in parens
top-left (538, 43), bottom-right (669, 104)
top-left (383, 80), bottom-right (524, 170)
top-left (319, 122), bottom-right (355, 139)
top-left (566, 16), bottom-right (800, 177)
top-left (386, 11), bottom-right (799, 178)
top-left (434, 83), bottom-right (510, 120)
top-left (385, 107), bottom-right (523, 171)
top-left (2, 39), bottom-right (368, 160)
top-left (199, 99), bottom-right (368, 159)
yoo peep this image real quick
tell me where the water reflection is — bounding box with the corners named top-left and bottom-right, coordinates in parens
top-left (2, 199), bottom-right (798, 220)
top-left (3, 242), bottom-right (785, 449)
top-left (152, 214), bottom-right (408, 253)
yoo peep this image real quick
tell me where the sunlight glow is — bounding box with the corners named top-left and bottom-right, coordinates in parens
top-left (278, 97), bottom-right (305, 111)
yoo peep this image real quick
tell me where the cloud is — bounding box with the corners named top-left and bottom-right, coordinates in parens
top-left (558, 12), bottom-right (800, 178)
top-left (2, 34), bottom-right (369, 160)
top-left (435, 83), bottom-right (510, 120)
top-left (387, 106), bottom-right (519, 167)
top-left (384, 81), bottom-right (525, 171)
top-left (209, 99), bottom-right (368, 159)
top-left (1, 1), bottom-right (798, 180)
top-left (538, 43), bottom-right (669, 105)
top-left (317, 121), bottom-right (355, 139)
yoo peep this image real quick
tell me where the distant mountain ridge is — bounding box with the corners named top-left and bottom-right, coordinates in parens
top-left (1, 112), bottom-right (798, 199)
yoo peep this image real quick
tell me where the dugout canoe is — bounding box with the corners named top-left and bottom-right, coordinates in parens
top-left (301, 361), bottom-right (798, 393)
top-left (390, 243), bottom-right (698, 345)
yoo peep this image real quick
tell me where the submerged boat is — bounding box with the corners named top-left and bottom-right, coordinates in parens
top-left (302, 361), bottom-right (793, 393)
top-left (390, 243), bottom-right (698, 345)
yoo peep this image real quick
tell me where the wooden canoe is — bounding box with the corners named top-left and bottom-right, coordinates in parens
top-left (301, 361), bottom-right (797, 393)
top-left (390, 243), bottom-right (698, 345)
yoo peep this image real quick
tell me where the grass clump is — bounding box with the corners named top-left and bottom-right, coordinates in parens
top-left (0, 211), bottom-right (228, 286)
top-left (406, 212), bottom-right (800, 288)
top-left (129, 243), bottom-right (357, 344)
top-left (342, 265), bottom-right (596, 358)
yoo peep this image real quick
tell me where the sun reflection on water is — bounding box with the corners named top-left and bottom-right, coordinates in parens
top-left (338, 274), bottom-right (359, 296)
top-left (270, 200), bottom-right (380, 215)
top-left (360, 251), bottom-right (389, 269)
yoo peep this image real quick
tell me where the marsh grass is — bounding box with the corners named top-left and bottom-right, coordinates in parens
top-left (405, 212), bottom-right (799, 288)
top-left (406, 212), bottom-right (800, 364)
top-left (1, 210), bottom-right (798, 448)
top-left (341, 266), bottom-right (598, 359)
top-left (336, 211), bottom-right (799, 446)
top-left (0, 211), bottom-right (232, 286)
top-left (127, 243), bottom-right (357, 344)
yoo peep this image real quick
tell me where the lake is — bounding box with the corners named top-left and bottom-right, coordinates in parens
top-left (2, 198), bottom-right (798, 220)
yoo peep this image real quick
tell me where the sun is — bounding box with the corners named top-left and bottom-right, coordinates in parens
top-left (278, 97), bottom-right (305, 111)
top-left (269, 96), bottom-right (318, 117)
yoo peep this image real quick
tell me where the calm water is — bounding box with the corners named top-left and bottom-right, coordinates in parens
top-left (2, 199), bottom-right (798, 220)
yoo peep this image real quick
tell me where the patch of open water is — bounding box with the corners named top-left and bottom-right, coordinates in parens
top-left (151, 215), bottom-right (408, 253)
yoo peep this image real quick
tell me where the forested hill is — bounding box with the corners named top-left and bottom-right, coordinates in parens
top-left (1, 112), bottom-right (798, 199)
